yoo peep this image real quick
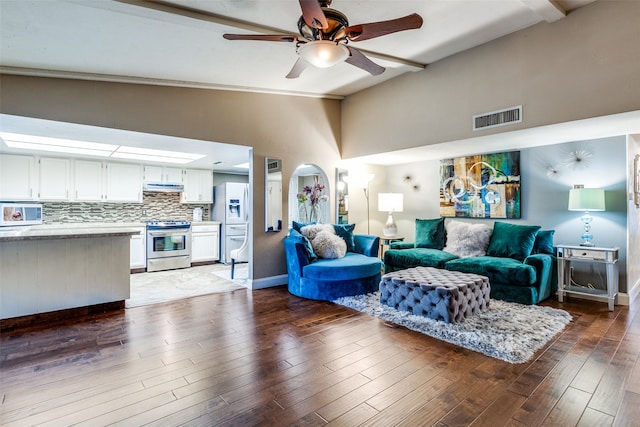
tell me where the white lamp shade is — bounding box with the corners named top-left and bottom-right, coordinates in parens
top-left (378, 193), bottom-right (404, 212)
top-left (568, 187), bottom-right (605, 211)
top-left (298, 41), bottom-right (349, 68)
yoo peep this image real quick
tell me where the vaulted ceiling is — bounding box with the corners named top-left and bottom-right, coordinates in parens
top-left (0, 0), bottom-right (595, 99)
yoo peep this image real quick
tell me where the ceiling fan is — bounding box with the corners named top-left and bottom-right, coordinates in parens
top-left (223, 0), bottom-right (423, 79)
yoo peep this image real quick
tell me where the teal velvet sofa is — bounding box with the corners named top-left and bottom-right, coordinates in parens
top-left (284, 228), bottom-right (382, 300)
top-left (384, 219), bottom-right (557, 305)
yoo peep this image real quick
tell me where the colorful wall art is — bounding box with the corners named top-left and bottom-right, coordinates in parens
top-left (440, 151), bottom-right (521, 218)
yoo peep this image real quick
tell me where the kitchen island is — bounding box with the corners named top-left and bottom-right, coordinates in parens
top-left (0, 225), bottom-right (140, 322)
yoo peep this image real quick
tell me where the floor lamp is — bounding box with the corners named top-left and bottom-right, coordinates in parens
top-left (345, 173), bottom-right (374, 234)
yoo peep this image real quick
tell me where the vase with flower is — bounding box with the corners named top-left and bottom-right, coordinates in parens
top-left (297, 177), bottom-right (329, 223)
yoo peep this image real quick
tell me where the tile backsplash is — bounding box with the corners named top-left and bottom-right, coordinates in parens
top-left (42, 192), bottom-right (210, 224)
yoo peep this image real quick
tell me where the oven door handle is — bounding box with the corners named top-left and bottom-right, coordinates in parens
top-left (148, 231), bottom-right (190, 237)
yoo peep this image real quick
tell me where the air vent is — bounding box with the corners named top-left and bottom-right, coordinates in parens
top-left (473, 105), bottom-right (522, 131)
top-left (267, 159), bottom-right (281, 172)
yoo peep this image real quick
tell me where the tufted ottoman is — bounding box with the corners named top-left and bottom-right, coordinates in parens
top-left (380, 266), bottom-right (490, 323)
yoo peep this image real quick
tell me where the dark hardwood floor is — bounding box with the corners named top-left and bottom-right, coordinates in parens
top-left (1, 285), bottom-right (639, 426)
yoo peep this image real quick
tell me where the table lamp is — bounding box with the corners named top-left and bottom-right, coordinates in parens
top-left (568, 185), bottom-right (605, 247)
top-left (378, 193), bottom-right (404, 237)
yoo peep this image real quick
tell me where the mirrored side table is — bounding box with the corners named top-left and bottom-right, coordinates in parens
top-left (556, 244), bottom-right (619, 311)
top-left (379, 236), bottom-right (404, 259)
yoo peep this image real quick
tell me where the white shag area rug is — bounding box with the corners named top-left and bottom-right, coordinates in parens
top-left (333, 292), bottom-right (572, 364)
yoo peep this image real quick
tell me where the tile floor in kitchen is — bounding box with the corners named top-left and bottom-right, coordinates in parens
top-left (126, 263), bottom-right (249, 308)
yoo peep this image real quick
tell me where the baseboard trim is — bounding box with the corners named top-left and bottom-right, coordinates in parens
top-left (1, 300), bottom-right (125, 332)
top-left (250, 274), bottom-right (288, 290)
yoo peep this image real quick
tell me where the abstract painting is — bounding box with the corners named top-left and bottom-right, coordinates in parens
top-left (440, 151), bottom-right (521, 218)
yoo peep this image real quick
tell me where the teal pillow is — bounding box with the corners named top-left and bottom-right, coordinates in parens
top-left (532, 230), bottom-right (555, 255)
top-left (415, 217), bottom-right (446, 249)
top-left (290, 229), bottom-right (317, 261)
top-left (333, 224), bottom-right (356, 252)
top-left (486, 222), bottom-right (541, 261)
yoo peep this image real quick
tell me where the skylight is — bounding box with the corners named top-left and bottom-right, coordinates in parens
top-left (0, 132), bottom-right (206, 164)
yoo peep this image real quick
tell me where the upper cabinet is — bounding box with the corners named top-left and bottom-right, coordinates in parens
top-left (143, 165), bottom-right (183, 184)
top-left (39, 157), bottom-right (70, 201)
top-left (0, 154), bottom-right (36, 201)
top-left (182, 169), bottom-right (213, 203)
top-left (73, 159), bottom-right (104, 201)
top-left (105, 163), bottom-right (142, 202)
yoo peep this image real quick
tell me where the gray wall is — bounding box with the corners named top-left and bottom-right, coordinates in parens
top-left (385, 137), bottom-right (629, 291)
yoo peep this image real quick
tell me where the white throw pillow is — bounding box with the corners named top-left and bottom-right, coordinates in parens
top-left (311, 231), bottom-right (347, 259)
top-left (300, 224), bottom-right (334, 241)
top-left (443, 220), bottom-right (492, 258)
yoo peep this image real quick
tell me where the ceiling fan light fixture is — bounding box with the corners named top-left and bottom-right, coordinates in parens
top-left (298, 40), bottom-right (349, 68)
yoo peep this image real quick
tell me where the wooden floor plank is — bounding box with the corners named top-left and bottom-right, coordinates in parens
top-left (0, 285), bottom-right (637, 426)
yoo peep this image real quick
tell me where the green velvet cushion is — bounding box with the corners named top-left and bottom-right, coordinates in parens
top-left (532, 229), bottom-right (555, 255)
top-left (384, 247), bottom-right (458, 270)
top-left (415, 217), bottom-right (446, 249)
top-left (445, 256), bottom-right (537, 287)
top-left (333, 224), bottom-right (356, 252)
top-left (486, 222), bottom-right (541, 261)
top-left (390, 241), bottom-right (415, 250)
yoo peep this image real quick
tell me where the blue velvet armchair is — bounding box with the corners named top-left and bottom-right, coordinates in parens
top-left (284, 229), bottom-right (382, 300)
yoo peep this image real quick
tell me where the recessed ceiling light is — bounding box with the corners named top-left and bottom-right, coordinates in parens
top-left (233, 162), bottom-right (250, 169)
top-left (1, 132), bottom-right (117, 152)
top-left (115, 145), bottom-right (205, 160)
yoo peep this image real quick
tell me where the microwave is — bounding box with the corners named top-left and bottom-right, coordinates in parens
top-left (0, 203), bottom-right (43, 226)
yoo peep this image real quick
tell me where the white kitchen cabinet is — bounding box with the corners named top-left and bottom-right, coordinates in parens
top-left (191, 223), bottom-right (220, 263)
top-left (144, 165), bottom-right (183, 184)
top-left (38, 157), bottom-right (70, 201)
top-left (0, 154), bottom-right (36, 201)
top-left (129, 226), bottom-right (146, 269)
top-left (74, 159), bottom-right (104, 201)
top-left (182, 169), bottom-right (213, 203)
top-left (105, 162), bottom-right (142, 202)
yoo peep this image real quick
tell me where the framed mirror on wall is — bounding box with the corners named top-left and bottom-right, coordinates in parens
top-left (265, 158), bottom-right (282, 232)
top-left (336, 169), bottom-right (349, 224)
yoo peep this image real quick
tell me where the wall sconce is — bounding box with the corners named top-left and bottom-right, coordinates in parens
top-left (568, 184), bottom-right (605, 247)
top-left (378, 193), bottom-right (404, 237)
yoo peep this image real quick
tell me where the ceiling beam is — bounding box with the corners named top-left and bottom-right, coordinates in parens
top-left (520, 0), bottom-right (567, 22)
top-left (113, 0), bottom-right (425, 71)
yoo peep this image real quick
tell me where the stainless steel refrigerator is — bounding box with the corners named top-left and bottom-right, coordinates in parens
top-left (213, 182), bottom-right (249, 263)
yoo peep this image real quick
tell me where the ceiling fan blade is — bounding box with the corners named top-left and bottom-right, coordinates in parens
top-left (286, 58), bottom-right (309, 79)
top-left (299, 0), bottom-right (328, 29)
top-left (223, 34), bottom-right (298, 42)
top-left (345, 13), bottom-right (423, 42)
top-left (345, 46), bottom-right (385, 76)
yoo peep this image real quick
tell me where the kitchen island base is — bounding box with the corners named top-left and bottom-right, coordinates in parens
top-left (1, 230), bottom-right (136, 320)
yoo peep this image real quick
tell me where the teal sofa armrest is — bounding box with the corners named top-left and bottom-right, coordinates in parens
top-left (354, 234), bottom-right (380, 257)
top-left (390, 241), bottom-right (414, 250)
top-left (524, 253), bottom-right (557, 302)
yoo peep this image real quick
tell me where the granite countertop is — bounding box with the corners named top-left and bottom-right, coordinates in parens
top-left (0, 223), bottom-right (143, 242)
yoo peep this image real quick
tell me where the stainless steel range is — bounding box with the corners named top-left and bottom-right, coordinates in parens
top-left (146, 220), bottom-right (192, 272)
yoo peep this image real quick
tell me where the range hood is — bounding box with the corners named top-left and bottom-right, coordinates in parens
top-left (143, 182), bottom-right (184, 193)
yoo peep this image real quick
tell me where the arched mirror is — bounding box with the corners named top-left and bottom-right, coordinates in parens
top-left (288, 164), bottom-right (330, 227)
top-left (265, 157), bottom-right (282, 232)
